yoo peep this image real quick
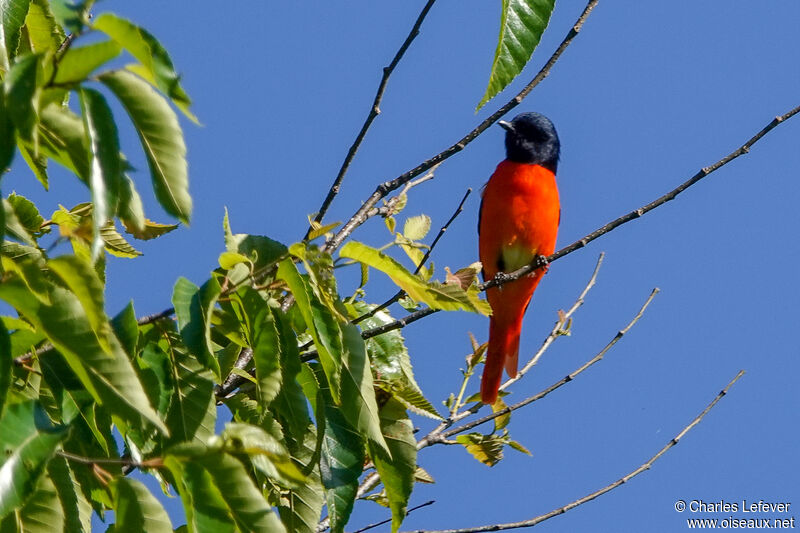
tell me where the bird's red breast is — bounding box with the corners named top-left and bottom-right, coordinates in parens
top-left (478, 160), bottom-right (560, 403)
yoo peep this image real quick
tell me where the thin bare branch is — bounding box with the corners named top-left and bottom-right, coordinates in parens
top-left (353, 187), bottom-right (472, 325)
top-left (352, 501), bottom-right (436, 533)
top-left (323, 0), bottom-right (600, 253)
top-left (308, 0), bottom-right (439, 236)
top-left (404, 370), bottom-right (746, 533)
top-left (357, 102), bottom-right (800, 341)
top-left (430, 288), bottom-right (659, 445)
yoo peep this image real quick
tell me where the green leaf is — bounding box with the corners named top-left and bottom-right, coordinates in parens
top-left (110, 477), bottom-right (173, 533)
top-left (368, 398), bottom-right (416, 533)
top-left (252, 308), bottom-right (282, 409)
top-left (117, 175), bottom-right (145, 233)
top-left (0, 0), bottom-right (31, 72)
top-left (156, 329), bottom-right (216, 446)
top-left (3, 470), bottom-right (65, 532)
top-left (276, 259), bottom-right (342, 404)
top-left (402, 214), bottom-right (431, 241)
top-left (0, 255), bottom-right (49, 303)
top-left (492, 397), bottom-right (511, 432)
top-left (23, 0), bottom-right (64, 53)
top-left (218, 251), bottom-right (250, 270)
top-left (164, 456), bottom-right (235, 533)
top-left (320, 400), bottom-right (363, 533)
top-left (79, 87), bottom-right (122, 258)
top-left (277, 424), bottom-right (324, 533)
top-left (99, 70), bottom-right (191, 224)
top-left (0, 281), bottom-right (167, 433)
top-left (0, 91), bottom-right (15, 171)
top-left (48, 254), bottom-right (112, 353)
top-left (340, 324), bottom-right (390, 457)
top-left (0, 401), bottom-right (70, 519)
top-left (18, 143), bottom-right (49, 188)
top-left (0, 324), bottom-right (10, 421)
top-left (110, 301), bottom-right (138, 358)
top-left (4, 52), bottom-right (41, 142)
top-left (122, 217), bottom-right (178, 241)
top-left (38, 103), bottom-right (90, 182)
top-left (2, 198), bottom-right (36, 245)
top-left (221, 423), bottom-right (306, 488)
top-left (455, 432), bottom-right (506, 466)
top-left (48, 455), bottom-right (93, 532)
top-left (172, 277), bottom-right (222, 380)
top-left (166, 447), bottom-right (287, 533)
top-left (49, 0), bottom-right (86, 34)
top-left (92, 14), bottom-right (195, 121)
top-left (100, 221), bottom-right (142, 258)
top-left (6, 193), bottom-right (45, 236)
top-left (478, 0), bottom-right (556, 109)
top-left (340, 241), bottom-right (491, 315)
top-left (350, 302), bottom-right (440, 419)
top-left (53, 40), bottom-right (121, 84)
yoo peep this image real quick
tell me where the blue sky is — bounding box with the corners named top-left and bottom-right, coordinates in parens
top-left (7, 1), bottom-right (800, 531)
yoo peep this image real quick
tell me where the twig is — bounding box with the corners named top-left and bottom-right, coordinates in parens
top-left (307, 0), bottom-right (439, 237)
top-left (419, 254), bottom-right (605, 445)
top-left (58, 450), bottom-right (162, 469)
top-left (322, 0), bottom-right (600, 254)
top-left (356, 102), bottom-right (800, 341)
top-left (482, 103), bottom-right (800, 291)
top-left (353, 187), bottom-right (472, 324)
top-left (353, 500), bottom-right (436, 533)
top-left (403, 370), bottom-right (745, 533)
top-left (428, 288), bottom-right (659, 446)
top-left (137, 307), bottom-right (176, 325)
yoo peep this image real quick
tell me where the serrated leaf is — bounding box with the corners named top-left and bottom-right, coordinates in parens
top-left (92, 14), bottom-right (195, 122)
top-left (0, 401), bottom-right (70, 518)
top-left (49, 0), bottom-right (87, 34)
top-left (277, 423), bottom-right (324, 533)
top-left (23, 0), bottom-right (64, 53)
top-left (53, 40), bottom-right (121, 84)
top-left (491, 397), bottom-right (511, 431)
top-left (309, 365), bottom-right (364, 533)
top-left (276, 259), bottom-right (342, 404)
top-left (166, 447), bottom-right (287, 532)
top-left (414, 466), bottom-right (435, 484)
top-left (110, 301), bottom-right (138, 359)
top-left (2, 198), bottom-right (36, 245)
top-left (403, 214), bottom-right (431, 241)
top-left (1, 0), bottom-right (31, 72)
top-left (367, 398), bottom-right (416, 533)
top-left (79, 87), bottom-right (123, 259)
top-left (340, 324), bottom-right (390, 457)
top-left (0, 281), bottom-right (167, 433)
top-left (172, 277), bottom-right (222, 380)
top-left (307, 220), bottom-right (340, 241)
top-left (18, 143), bottom-right (49, 188)
top-left (221, 423), bottom-right (306, 489)
top-left (6, 193), bottom-right (44, 236)
top-left (38, 103), bottom-right (89, 182)
top-left (117, 175), bottom-right (145, 233)
top-left (0, 323), bottom-right (10, 421)
top-left (0, 91), bottom-right (16, 171)
top-left (252, 308), bottom-right (282, 409)
top-left (4, 52), bottom-right (41, 142)
top-left (99, 70), bottom-right (191, 224)
top-left (100, 221), bottom-right (142, 257)
top-left (122, 217), bottom-right (178, 241)
top-left (110, 477), bottom-right (173, 533)
top-left (340, 241), bottom-right (491, 315)
top-left (478, 0), bottom-right (556, 109)
top-left (48, 254), bottom-right (112, 353)
top-left (350, 302), bottom-right (441, 420)
top-left (456, 432), bottom-right (505, 466)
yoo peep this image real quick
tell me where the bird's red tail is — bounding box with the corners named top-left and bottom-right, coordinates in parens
top-left (480, 315), bottom-right (523, 404)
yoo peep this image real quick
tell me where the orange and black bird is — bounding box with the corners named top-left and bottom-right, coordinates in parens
top-left (478, 112), bottom-right (561, 404)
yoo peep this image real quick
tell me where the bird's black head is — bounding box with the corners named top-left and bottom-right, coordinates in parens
top-left (499, 112), bottom-right (560, 172)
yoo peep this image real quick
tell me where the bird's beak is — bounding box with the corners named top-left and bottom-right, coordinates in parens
top-left (498, 120), bottom-right (514, 132)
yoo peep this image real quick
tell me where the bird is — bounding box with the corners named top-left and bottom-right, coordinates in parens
top-left (478, 112), bottom-right (561, 404)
